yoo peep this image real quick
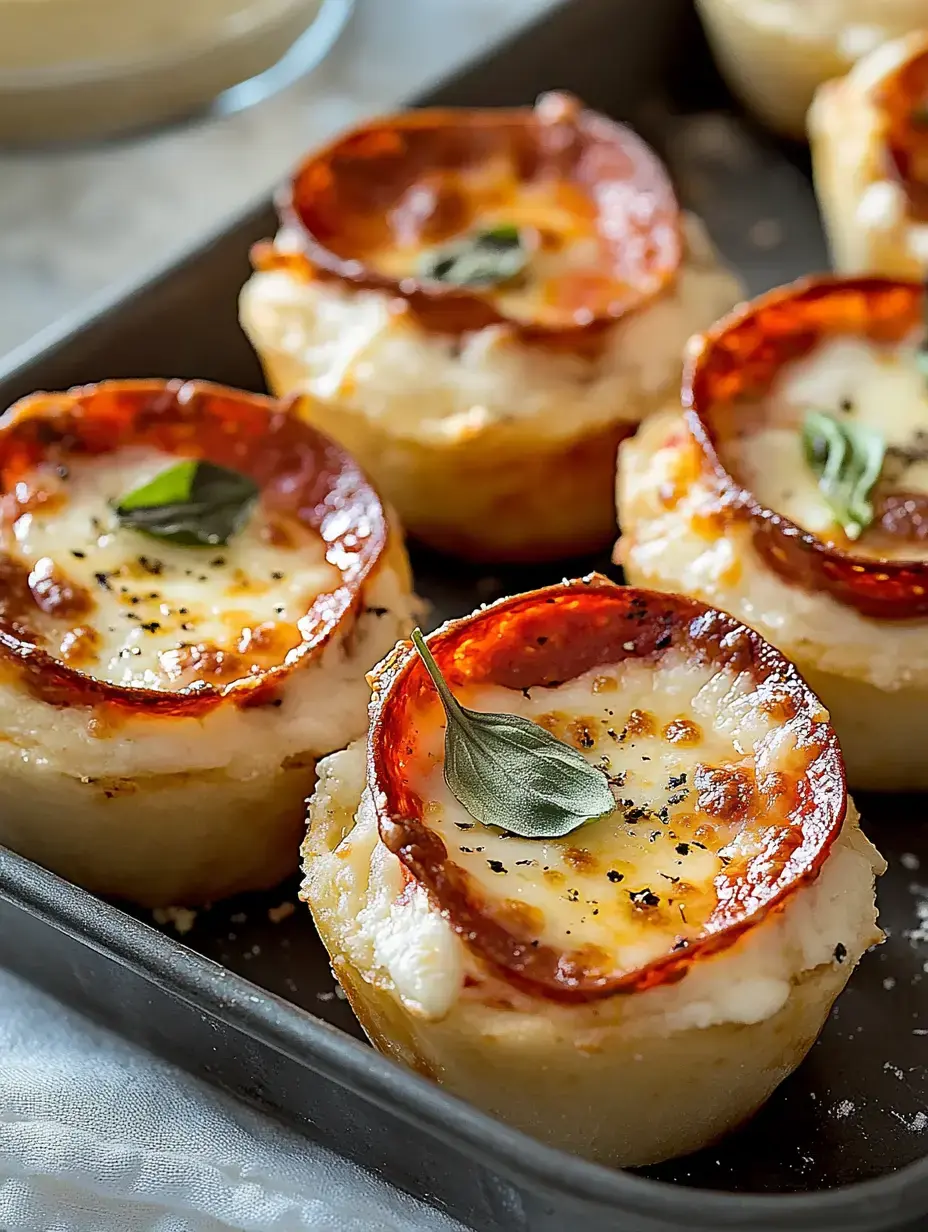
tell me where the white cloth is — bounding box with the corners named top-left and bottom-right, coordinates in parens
top-left (0, 969), bottom-right (468, 1232)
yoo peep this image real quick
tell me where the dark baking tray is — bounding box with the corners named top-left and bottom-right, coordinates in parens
top-left (1, 1), bottom-right (927, 1228)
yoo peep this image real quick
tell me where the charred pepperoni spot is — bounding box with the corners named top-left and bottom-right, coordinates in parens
top-left (663, 717), bottom-right (702, 746)
top-left (28, 557), bottom-right (93, 618)
top-left (626, 708), bottom-right (656, 738)
top-left (694, 764), bottom-right (755, 823)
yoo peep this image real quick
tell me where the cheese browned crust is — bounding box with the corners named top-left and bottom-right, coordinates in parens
top-left (240, 94), bottom-right (741, 562)
top-left (618, 276), bottom-right (928, 788)
top-left (301, 578), bottom-right (883, 1165)
top-left (811, 31), bottom-right (928, 278)
top-left (697, 0), bottom-right (928, 139)
top-left (0, 380), bottom-right (414, 906)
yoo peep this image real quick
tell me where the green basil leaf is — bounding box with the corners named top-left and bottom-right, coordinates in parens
top-left (113, 460), bottom-right (259, 547)
top-left (410, 628), bottom-right (616, 840)
top-left (801, 410), bottom-right (884, 540)
top-left (418, 224), bottom-right (528, 288)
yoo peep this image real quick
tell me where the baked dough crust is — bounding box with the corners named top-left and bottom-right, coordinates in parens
top-left (697, 0), bottom-right (928, 139)
top-left (240, 99), bottom-right (740, 561)
top-left (301, 581), bottom-right (883, 1165)
top-left (810, 31), bottom-right (928, 277)
top-left (0, 380), bottom-right (414, 906)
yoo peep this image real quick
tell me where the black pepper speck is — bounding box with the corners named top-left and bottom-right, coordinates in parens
top-left (629, 888), bottom-right (660, 908)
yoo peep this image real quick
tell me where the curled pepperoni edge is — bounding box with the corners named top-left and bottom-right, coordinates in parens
top-left (367, 574), bottom-right (845, 1004)
top-left (684, 274), bottom-right (928, 620)
top-left (0, 379), bottom-right (387, 717)
top-left (253, 95), bottom-right (682, 344)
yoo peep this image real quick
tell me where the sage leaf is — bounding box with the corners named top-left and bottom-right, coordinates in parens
top-left (801, 410), bottom-right (884, 540)
top-left (410, 628), bottom-right (615, 840)
top-left (418, 223), bottom-right (528, 288)
top-left (113, 459), bottom-right (258, 547)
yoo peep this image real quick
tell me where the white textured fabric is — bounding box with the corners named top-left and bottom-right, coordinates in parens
top-left (0, 969), bottom-right (468, 1232)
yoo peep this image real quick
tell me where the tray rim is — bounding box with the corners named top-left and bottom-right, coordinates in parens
top-left (0, 0), bottom-right (926, 1224)
top-left (3, 845), bottom-right (927, 1229)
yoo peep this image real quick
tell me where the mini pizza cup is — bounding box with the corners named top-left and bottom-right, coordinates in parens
top-left (811, 30), bottom-right (928, 277)
top-left (696, 0), bottom-right (928, 140)
top-left (617, 274), bottom-right (928, 790)
top-left (301, 576), bottom-right (883, 1167)
top-left (0, 379), bottom-right (413, 907)
top-left (239, 93), bottom-right (741, 563)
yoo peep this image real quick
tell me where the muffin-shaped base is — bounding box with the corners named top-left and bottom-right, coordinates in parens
top-left (617, 410), bottom-right (928, 791)
top-left (267, 368), bottom-right (640, 562)
top-left (809, 32), bottom-right (928, 278)
top-left (334, 947), bottom-right (859, 1166)
top-left (241, 216), bottom-right (740, 562)
top-left (302, 737), bottom-right (882, 1167)
top-left (0, 748), bottom-right (313, 908)
top-left (697, 0), bottom-right (928, 140)
top-left (0, 380), bottom-right (415, 906)
top-left (797, 667), bottom-right (928, 792)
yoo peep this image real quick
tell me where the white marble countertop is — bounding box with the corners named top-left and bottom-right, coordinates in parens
top-left (0, 0), bottom-right (555, 363)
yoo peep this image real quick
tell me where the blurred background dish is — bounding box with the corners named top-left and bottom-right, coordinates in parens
top-left (0, 0), bottom-right (352, 144)
top-left (0, 0), bottom-right (553, 362)
top-left (696, 0), bottom-right (928, 139)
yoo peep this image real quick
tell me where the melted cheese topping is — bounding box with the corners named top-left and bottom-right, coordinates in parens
top-left (242, 214), bottom-right (742, 442)
top-left (372, 159), bottom-right (633, 328)
top-left (2, 448), bottom-right (340, 690)
top-left (307, 736), bottom-right (883, 1023)
top-left (725, 335), bottom-right (928, 560)
top-left (406, 651), bottom-right (796, 975)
